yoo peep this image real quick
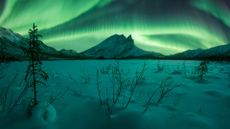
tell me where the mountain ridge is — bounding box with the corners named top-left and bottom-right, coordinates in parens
top-left (82, 34), bottom-right (163, 59)
top-left (0, 27), bottom-right (230, 61)
top-left (168, 44), bottom-right (230, 60)
top-left (0, 27), bottom-right (82, 61)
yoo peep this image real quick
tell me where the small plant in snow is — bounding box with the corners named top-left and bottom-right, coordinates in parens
top-left (196, 61), bottom-right (208, 80)
top-left (0, 72), bottom-right (18, 112)
top-left (96, 62), bottom-right (147, 118)
top-left (143, 76), bottom-right (179, 113)
top-left (96, 70), bottom-right (103, 105)
top-left (171, 65), bottom-right (182, 75)
top-left (80, 69), bottom-right (91, 84)
top-left (0, 63), bottom-right (5, 79)
top-left (156, 60), bottom-right (164, 72)
top-left (156, 77), bottom-right (180, 104)
top-left (0, 62), bottom-right (10, 80)
top-left (182, 61), bottom-right (187, 77)
top-left (191, 61), bottom-right (208, 81)
top-left (107, 62), bottom-right (131, 105)
top-left (100, 64), bottom-right (111, 74)
top-left (124, 63), bottom-right (147, 108)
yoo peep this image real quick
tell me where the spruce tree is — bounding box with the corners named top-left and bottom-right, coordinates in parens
top-left (25, 23), bottom-right (48, 106)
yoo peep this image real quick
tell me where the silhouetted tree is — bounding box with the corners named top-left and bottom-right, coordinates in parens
top-left (25, 23), bottom-right (48, 106)
top-left (197, 61), bottom-right (208, 80)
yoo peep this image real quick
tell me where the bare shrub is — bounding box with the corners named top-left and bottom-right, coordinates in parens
top-left (124, 63), bottom-right (147, 108)
top-left (196, 61), bottom-right (208, 80)
top-left (156, 60), bottom-right (164, 72)
top-left (96, 62), bottom-right (147, 118)
top-left (8, 80), bottom-right (30, 113)
top-left (69, 74), bottom-right (82, 95)
top-left (143, 76), bottom-right (180, 113)
top-left (156, 77), bottom-right (180, 104)
top-left (96, 69), bottom-right (103, 105)
top-left (190, 61), bottom-right (208, 81)
top-left (0, 63), bottom-right (8, 79)
top-left (182, 61), bottom-right (187, 77)
top-left (171, 66), bottom-right (182, 75)
top-left (100, 64), bottom-right (111, 74)
top-left (80, 69), bottom-right (91, 84)
top-left (109, 62), bottom-right (130, 104)
top-left (47, 88), bottom-right (69, 107)
top-left (0, 72), bottom-right (18, 112)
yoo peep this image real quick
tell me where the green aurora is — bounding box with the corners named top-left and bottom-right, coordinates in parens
top-left (0, 0), bottom-right (230, 55)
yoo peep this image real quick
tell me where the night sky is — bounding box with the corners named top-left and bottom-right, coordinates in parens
top-left (0, 0), bottom-right (230, 55)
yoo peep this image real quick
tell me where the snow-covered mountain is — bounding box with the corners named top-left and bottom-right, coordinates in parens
top-left (1, 27), bottom-right (230, 61)
top-left (170, 44), bottom-right (230, 60)
top-left (82, 34), bottom-right (163, 59)
top-left (0, 27), bottom-right (80, 60)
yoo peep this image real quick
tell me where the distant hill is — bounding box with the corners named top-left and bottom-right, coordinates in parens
top-left (169, 44), bottom-right (230, 60)
top-left (82, 34), bottom-right (163, 59)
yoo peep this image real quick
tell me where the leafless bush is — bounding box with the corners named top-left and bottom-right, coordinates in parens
top-left (0, 72), bottom-right (20, 113)
top-left (8, 80), bottom-right (29, 113)
top-left (96, 70), bottom-right (103, 105)
top-left (143, 76), bottom-right (180, 113)
top-left (171, 66), bottom-right (182, 75)
top-left (47, 88), bottom-right (69, 107)
top-left (196, 61), bottom-right (208, 80)
top-left (96, 62), bottom-right (147, 118)
top-left (124, 63), bottom-right (147, 108)
top-left (100, 64), bottom-right (111, 74)
top-left (156, 60), bottom-right (164, 72)
top-left (156, 77), bottom-right (180, 104)
top-left (109, 62), bottom-right (130, 104)
top-left (105, 88), bottom-right (112, 119)
top-left (182, 61), bottom-right (187, 77)
top-left (0, 63), bottom-right (8, 79)
top-left (69, 74), bottom-right (82, 95)
top-left (80, 69), bottom-right (91, 84)
top-left (190, 61), bottom-right (208, 81)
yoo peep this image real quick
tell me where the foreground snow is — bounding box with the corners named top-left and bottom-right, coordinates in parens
top-left (0, 60), bottom-right (230, 129)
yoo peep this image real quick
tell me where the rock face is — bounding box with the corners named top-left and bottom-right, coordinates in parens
top-left (82, 34), bottom-right (163, 59)
top-left (170, 44), bottom-right (230, 60)
top-left (0, 27), bottom-right (80, 60)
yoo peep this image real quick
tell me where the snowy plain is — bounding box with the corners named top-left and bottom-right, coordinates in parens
top-left (0, 60), bottom-right (230, 129)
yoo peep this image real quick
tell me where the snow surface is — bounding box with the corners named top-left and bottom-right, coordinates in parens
top-left (0, 60), bottom-right (230, 129)
top-left (31, 102), bottom-right (57, 124)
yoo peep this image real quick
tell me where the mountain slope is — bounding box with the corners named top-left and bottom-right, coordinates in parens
top-left (1, 27), bottom-right (229, 61)
top-left (82, 34), bottom-right (163, 59)
top-left (0, 27), bottom-right (81, 60)
top-left (170, 44), bottom-right (230, 60)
